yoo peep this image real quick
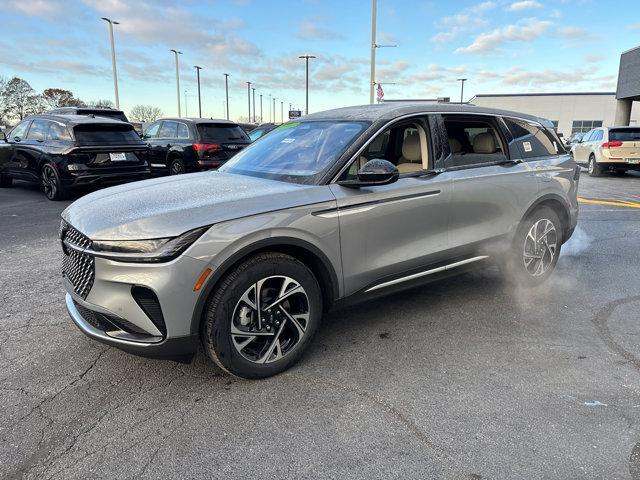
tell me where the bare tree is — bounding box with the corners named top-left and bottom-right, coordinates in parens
top-left (1, 77), bottom-right (41, 121)
top-left (41, 88), bottom-right (85, 109)
top-left (129, 105), bottom-right (163, 123)
top-left (89, 99), bottom-right (115, 109)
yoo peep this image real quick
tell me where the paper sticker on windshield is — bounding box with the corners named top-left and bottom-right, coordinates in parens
top-left (277, 122), bottom-right (300, 130)
top-left (281, 138), bottom-right (295, 144)
top-left (522, 141), bottom-right (532, 152)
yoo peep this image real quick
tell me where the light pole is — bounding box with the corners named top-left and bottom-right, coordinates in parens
top-left (252, 87), bottom-right (256, 123)
top-left (273, 97), bottom-right (276, 123)
top-left (223, 73), bottom-right (230, 120)
top-left (184, 89), bottom-right (189, 117)
top-left (260, 94), bottom-right (263, 123)
top-left (268, 94), bottom-right (272, 122)
top-left (298, 54), bottom-right (316, 115)
top-left (194, 66), bottom-right (203, 117)
top-left (246, 81), bottom-right (252, 122)
top-left (101, 17), bottom-right (120, 109)
top-left (170, 49), bottom-right (183, 116)
top-left (457, 78), bottom-right (467, 104)
top-left (369, 0), bottom-right (376, 104)
top-left (280, 101), bottom-right (283, 123)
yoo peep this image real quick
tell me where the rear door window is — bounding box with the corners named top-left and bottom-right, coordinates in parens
top-left (197, 123), bottom-right (250, 143)
top-left (73, 125), bottom-right (141, 145)
top-left (158, 121), bottom-right (178, 138)
top-left (503, 117), bottom-right (560, 158)
top-left (443, 115), bottom-right (507, 168)
top-left (144, 122), bottom-right (161, 139)
top-left (26, 119), bottom-right (49, 141)
top-left (609, 128), bottom-right (640, 141)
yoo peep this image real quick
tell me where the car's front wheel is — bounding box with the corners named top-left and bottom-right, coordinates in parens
top-left (505, 207), bottom-right (562, 286)
top-left (169, 157), bottom-right (185, 175)
top-left (202, 252), bottom-right (322, 379)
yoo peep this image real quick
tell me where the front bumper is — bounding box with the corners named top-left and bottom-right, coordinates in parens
top-left (65, 293), bottom-right (197, 360)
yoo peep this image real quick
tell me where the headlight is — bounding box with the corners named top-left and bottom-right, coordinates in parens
top-left (89, 227), bottom-right (207, 263)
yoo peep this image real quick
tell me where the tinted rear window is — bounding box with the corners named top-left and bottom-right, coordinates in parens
top-left (73, 125), bottom-right (141, 145)
top-left (78, 110), bottom-right (128, 122)
top-left (609, 128), bottom-right (640, 141)
top-left (197, 123), bottom-right (249, 143)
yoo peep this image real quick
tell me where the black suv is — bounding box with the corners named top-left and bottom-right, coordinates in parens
top-left (142, 118), bottom-right (250, 174)
top-left (0, 114), bottom-right (149, 200)
top-left (47, 107), bottom-right (129, 123)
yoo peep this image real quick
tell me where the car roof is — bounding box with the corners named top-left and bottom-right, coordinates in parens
top-left (302, 102), bottom-right (550, 125)
top-left (158, 117), bottom-right (240, 125)
top-left (48, 107), bottom-right (125, 114)
top-left (25, 114), bottom-right (131, 126)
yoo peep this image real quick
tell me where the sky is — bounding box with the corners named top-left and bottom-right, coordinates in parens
top-left (1, 0), bottom-right (639, 121)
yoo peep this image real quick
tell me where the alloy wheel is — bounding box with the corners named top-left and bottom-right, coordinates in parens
top-left (170, 160), bottom-right (184, 175)
top-left (41, 165), bottom-right (58, 199)
top-left (588, 157), bottom-right (595, 175)
top-left (523, 218), bottom-right (558, 276)
top-left (231, 275), bottom-right (309, 364)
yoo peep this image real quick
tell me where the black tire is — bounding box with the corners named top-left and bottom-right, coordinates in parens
top-left (40, 162), bottom-right (67, 200)
top-left (0, 173), bottom-right (12, 187)
top-left (202, 252), bottom-right (322, 379)
top-left (587, 154), bottom-right (602, 177)
top-left (504, 207), bottom-right (562, 287)
top-left (169, 157), bottom-right (185, 175)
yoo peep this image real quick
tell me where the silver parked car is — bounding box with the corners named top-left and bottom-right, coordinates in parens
top-left (61, 104), bottom-right (579, 379)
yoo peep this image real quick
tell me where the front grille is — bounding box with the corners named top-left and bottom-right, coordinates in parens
top-left (73, 301), bottom-right (150, 335)
top-left (61, 221), bottom-right (95, 299)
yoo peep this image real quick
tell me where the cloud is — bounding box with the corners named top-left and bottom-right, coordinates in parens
top-left (509, 0), bottom-right (542, 11)
top-left (556, 26), bottom-right (588, 39)
top-left (626, 23), bottom-right (640, 30)
top-left (481, 66), bottom-right (616, 89)
top-left (455, 18), bottom-right (553, 55)
top-left (583, 54), bottom-right (605, 63)
top-left (295, 16), bottom-right (343, 40)
top-left (431, 1), bottom-right (496, 44)
top-left (6, 0), bottom-right (64, 17)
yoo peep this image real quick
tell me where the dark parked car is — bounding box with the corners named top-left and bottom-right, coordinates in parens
top-left (0, 114), bottom-right (149, 200)
top-left (142, 118), bottom-right (251, 174)
top-left (47, 107), bottom-right (129, 123)
top-left (236, 122), bottom-right (258, 134)
top-left (248, 123), bottom-right (278, 142)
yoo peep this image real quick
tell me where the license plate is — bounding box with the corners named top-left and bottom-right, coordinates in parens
top-left (109, 153), bottom-right (127, 161)
top-left (626, 158), bottom-right (640, 164)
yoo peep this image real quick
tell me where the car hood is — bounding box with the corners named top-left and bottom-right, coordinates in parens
top-left (62, 171), bottom-right (334, 240)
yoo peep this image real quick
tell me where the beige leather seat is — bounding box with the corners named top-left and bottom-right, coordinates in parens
top-left (397, 133), bottom-right (423, 173)
top-left (449, 138), bottom-right (462, 153)
top-left (473, 132), bottom-right (496, 153)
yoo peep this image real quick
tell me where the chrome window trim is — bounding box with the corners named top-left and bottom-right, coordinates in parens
top-left (330, 110), bottom-right (543, 183)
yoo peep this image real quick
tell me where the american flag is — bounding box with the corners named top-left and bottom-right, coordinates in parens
top-left (376, 83), bottom-right (384, 101)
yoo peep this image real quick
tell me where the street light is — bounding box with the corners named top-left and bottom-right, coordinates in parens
top-left (457, 78), bottom-right (467, 104)
top-left (369, 0), bottom-right (397, 104)
top-left (223, 73), bottom-right (230, 120)
top-left (101, 18), bottom-right (120, 109)
top-left (268, 94), bottom-right (272, 122)
top-left (252, 87), bottom-right (256, 123)
top-left (280, 101), bottom-right (283, 123)
top-left (273, 97), bottom-right (276, 123)
top-left (298, 54), bottom-right (316, 115)
top-left (170, 49), bottom-right (183, 116)
top-left (246, 81), bottom-right (252, 122)
top-left (260, 94), bottom-right (263, 123)
top-left (194, 66), bottom-right (203, 117)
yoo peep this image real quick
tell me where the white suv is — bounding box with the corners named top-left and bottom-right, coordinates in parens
top-left (571, 126), bottom-right (640, 176)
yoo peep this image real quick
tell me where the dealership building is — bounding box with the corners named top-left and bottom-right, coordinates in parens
top-left (469, 92), bottom-right (639, 138)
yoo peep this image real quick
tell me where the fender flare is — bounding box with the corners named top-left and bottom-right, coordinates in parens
top-left (189, 236), bottom-right (340, 335)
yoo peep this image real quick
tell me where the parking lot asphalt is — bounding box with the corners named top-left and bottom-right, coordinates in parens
top-left (1, 172), bottom-right (639, 480)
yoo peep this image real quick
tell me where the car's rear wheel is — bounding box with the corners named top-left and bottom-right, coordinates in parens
top-left (0, 173), bottom-right (12, 187)
top-left (169, 157), bottom-right (185, 175)
top-left (202, 252), bottom-right (322, 379)
top-left (41, 162), bottom-right (67, 200)
top-left (505, 207), bottom-right (562, 286)
top-left (587, 154), bottom-right (602, 177)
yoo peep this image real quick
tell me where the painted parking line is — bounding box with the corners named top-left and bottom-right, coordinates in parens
top-left (578, 197), bottom-right (640, 209)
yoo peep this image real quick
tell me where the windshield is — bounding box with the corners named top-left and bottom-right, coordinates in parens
top-left (609, 128), bottom-right (640, 141)
top-left (198, 123), bottom-right (249, 143)
top-left (219, 121), bottom-right (368, 184)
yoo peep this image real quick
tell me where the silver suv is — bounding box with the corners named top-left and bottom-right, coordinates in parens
top-left (61, 104), bottom-right (579, 379)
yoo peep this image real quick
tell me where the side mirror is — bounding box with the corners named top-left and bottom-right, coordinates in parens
top-left (338, 159), bottom-right (399, 188)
